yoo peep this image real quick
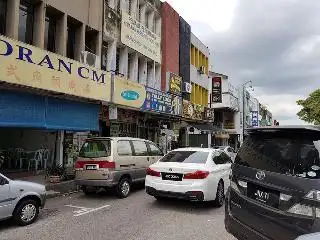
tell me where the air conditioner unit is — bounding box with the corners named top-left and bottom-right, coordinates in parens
top-left (80, 51), bottom-right (100, 69)
top-left (183, 82), bottom-right (192, 94)
top-left (198, 66), bottom-right (205, 74)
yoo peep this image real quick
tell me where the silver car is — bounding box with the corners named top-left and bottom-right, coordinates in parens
top-left (0, 173), bottom-right (46, 226)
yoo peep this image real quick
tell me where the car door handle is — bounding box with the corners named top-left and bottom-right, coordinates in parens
top-left (147, 157), bottom-right (150, 161)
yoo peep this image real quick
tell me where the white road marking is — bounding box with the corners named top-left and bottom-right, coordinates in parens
top-left (64, 204), bottom-right (110, 217)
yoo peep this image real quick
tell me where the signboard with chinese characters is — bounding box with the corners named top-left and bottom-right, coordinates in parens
top-left (142, 87), bottom-right (182, 116)
top-left (251, 111), bottom-right (259, 127)
top-left (121, 11), bottom-right (161, 63)
top-left (0, 35), bottom-right (111, 102)
top-left (113, 76), bottom-right (146, 109)
top-left (182, 100), bottom-right (204, 120)
top-left (169, 73), bottom-right (182, 95)
top-left (204, 107), bottom-right (214, 121)
top-left (212, 76), bottom-right (222, 103)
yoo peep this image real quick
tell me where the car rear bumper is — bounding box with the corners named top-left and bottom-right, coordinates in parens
top-left (146, 186), bottom-right (204, 201)
top-left (75, 179), bottom-right (117, 187)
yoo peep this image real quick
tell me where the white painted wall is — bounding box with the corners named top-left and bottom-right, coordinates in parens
top-left (190, 65), bottom-right (209, 89)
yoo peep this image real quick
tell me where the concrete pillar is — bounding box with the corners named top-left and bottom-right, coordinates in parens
top-left (96, 31), bottom-right (102, 61)
top-left (131, 0), bottom-right (138, 18)
top-left (75, 23), bottom-right (85, 61)
top-left (119, 47), bottom-right (128, 76)
top-left (138, 57), bottom-right (147, 85)
top-left (147, 11), bottom-right (154, 31)
top-left (56, 13), bottom-right (67, 56)
top-left (6, 0), bottom-right (19, 39)
top-left (33, 1), bottom-right (46, 49)
top-left (129, 53), bottom-right (138, 82)
top-left (108, 40), bottom-right (117, 71)
top-left (139, 4), bottom-right (146, 25)
top-left (56, 131), bottom-right (64, 166)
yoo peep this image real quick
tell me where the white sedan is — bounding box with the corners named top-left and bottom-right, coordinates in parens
top-left (145, 148), bottom-right (232, 206)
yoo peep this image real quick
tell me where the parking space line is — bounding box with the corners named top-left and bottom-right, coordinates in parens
top-left (64, 204), bottom-right (110, 217)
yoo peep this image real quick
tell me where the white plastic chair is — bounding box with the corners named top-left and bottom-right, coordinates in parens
top-left (42, 149), bottom-right (50, 170)
top-left (15, 148), bottom-right (26, 169)
top-left (28, 150), bottom-right (43, 172)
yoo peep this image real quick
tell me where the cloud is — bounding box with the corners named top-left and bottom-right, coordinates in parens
top-left (166, 0), bottom-right (320, 124)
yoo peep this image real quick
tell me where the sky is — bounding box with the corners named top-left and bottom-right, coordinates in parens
top-left (162, 0), bottom-right (320, 125)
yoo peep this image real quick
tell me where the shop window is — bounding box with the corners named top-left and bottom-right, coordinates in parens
top-left (148, 143), bottom-right (163, 156)
top-left (132, 141), bottom-right (148, 156)
top-left (117, 140), bottom-right (132, 156)
top-left (0, 0), bottom-right (6, 35)
top-left (67, 22), bottom-right (77, 60)
top-left (19, 0), bottom-right (34, 45)
top-left (44, 12), bottom-right (56, 53)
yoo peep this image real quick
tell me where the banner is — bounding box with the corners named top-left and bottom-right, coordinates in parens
top-left (169, 73), bottom-right (182, 95)
top-left (0, 35), bottom-right (111, 102)
top-left (212, 76), bottom-right (222, 103)
top-left (251, 111), bottom-right (259, 127)
top-left (142, 87), bottom-right (182, 116)
top-left (182, 100), bottom-right (204, 120)
top-left (121, 11), bottom-right (161, 63)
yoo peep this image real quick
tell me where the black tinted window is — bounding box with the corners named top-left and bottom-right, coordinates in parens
top-left (235, 130), bottom-right (320, 179)
top-left (213, 152), bottom-right (231, 164)
top-left (160, 151), bottom-right (209, 164)
top-left (79, 140), bottom-right (111, 158)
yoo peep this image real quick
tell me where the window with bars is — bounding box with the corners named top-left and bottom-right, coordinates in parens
top-left (102, 42), bottom-right (109, 71)
top-left (115, 47), bottom-right (120, 74)
top-left (116, 0), bottom-right (121, 14)
top-left (0, 0), bottom-right (6, 35)
top-left (128, 0), bottom-right (132, 15)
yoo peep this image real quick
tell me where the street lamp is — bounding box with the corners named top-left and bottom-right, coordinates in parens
top-left (242, 80), bottom-right (253, 142)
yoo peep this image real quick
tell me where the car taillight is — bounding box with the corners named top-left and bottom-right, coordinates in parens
top-left (146, 168), bottom-right (161, 177)
top-left (98, 161), bottom-right (115, 169)
top-left (184, 170), bottom-right (209, 179)
top-left (287, 190), bottom-right (320, 218)
top-left (74, 161), bottom-right (115, 170)
top-left (74, 161), bottom-right (83, 170)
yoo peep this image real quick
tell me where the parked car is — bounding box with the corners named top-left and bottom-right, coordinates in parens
top-left (212, 146), bottom-right (237, 162)
top-left (225, 126), bottom-right (320, 240)
top-left (296, 233), bottom-right (320, 240)
top-left (75, 137), bottom-right (164, 198)
top-left (0, 173), bottom-right (46, 226)
top-left (145, 148), bottom-right (232, 206)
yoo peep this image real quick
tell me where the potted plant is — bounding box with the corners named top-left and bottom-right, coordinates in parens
top-left (46, 164), bottom-right (65, 183)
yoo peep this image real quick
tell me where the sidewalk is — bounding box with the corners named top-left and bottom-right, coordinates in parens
top-left (18, 175), bottom-right (80, 198)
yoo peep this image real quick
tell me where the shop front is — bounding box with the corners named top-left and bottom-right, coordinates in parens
top-left (0, 35), bottom-right (111, 177)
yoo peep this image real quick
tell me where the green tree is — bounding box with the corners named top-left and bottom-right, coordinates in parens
top-left (297, 89), bottom-right (320, 125)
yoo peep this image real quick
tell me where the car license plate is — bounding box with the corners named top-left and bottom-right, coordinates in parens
top-left (247, 183), bottom-right (279, 208)
top-left (161, 173), bottom-right (183, 181)
top-left (86, 165), bottom-right (97, 170)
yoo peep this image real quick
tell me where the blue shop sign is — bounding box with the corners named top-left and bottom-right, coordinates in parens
top-left (142, 87), bottom-right (182, 116)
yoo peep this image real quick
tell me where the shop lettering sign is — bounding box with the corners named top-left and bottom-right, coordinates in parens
top-left (113, 76), bottom-right (146, 108)
top-left (212, 76), bottom-right (222, 103)
top-left (251, 111), bottom-right (259, 127)
top-left (141, 87), bottom-right (182, 116)
top-left (0, 35), bottom-right (111, 101)
top-left (121, 90), bottom-right (140, 101)
top-left (169, 73), bottom-right (182, 95)
top-left (183, 100), bottom-right (204, 120)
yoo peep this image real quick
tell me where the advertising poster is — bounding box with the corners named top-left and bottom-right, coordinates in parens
top-left (169, 73), bottom-right (182, 95)
top-left (251, 111), bottom-right (259, 127)
top-left (212, 76), bottom-right (222, 103)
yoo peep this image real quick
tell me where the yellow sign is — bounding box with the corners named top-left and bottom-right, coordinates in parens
top-left (113, 76), bottom-right (146, 109)
top-left (0, 35), bottom-right (111, 102)
top-left (121, 11), bottom-right (161, 63)
top-left (169, 73), bottom-right (182, 95)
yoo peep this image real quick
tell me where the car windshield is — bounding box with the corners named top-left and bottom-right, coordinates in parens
top-left (160, 151), bottom-right (209, 164)
top-left (79, 140), bottom-right (111, 158)
top-left (235, 130), bottom-right (320, 179)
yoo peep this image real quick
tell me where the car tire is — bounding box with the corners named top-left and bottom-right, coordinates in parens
top-left (13, 199), bottom-right (39, 226)
top-left (154, 196), bottom-right (167, 201)
top-left (214, 181), bottom-right (225, 207)
top-left (116, 178), bottom-right (131, 198)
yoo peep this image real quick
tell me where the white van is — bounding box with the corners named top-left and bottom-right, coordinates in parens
top-left (74, 137), bottom-right (164, 198)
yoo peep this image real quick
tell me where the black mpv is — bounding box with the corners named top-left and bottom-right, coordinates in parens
top-left (225, 126), bottom-right (320, 240)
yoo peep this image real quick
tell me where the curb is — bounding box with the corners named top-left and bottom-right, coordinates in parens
top-left (46, 189), bottom-right (80, 199)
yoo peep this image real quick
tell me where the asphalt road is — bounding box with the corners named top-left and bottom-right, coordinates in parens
top-left (0, 186), bottom-right (236, 240)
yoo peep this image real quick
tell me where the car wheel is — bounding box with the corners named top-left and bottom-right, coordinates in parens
top-left (116, 178), bottom-right (131, 198)
top-left (214, 181), bottom-right (225, 207)
top-left (154, 196), bottom-right (167, 201)
top-left (13, 199), bottom-right (39, 226)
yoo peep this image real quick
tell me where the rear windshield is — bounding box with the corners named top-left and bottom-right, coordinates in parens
top-left (79, 140), bottom-right (111, 158)
top-left (235, 130), bottom-right (320, 179)
top-left (160, 151), bottom-right (209, 164)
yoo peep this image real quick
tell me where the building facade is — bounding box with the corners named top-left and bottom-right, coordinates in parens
top-left (0, 0), bottom-right (107, 177)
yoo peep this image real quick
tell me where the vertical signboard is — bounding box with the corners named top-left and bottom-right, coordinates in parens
top-left (251, 111), bottom-right (259, 127)
top-left (169, 73), bottom-right (182, 95)
top-left (212, 76), bottom-right (222, 103)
